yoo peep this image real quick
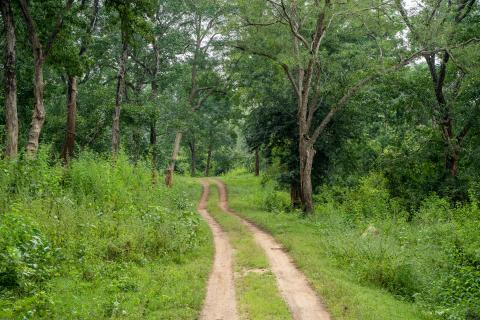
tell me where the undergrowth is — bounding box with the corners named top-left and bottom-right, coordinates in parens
top-left (0, 148), bottom-right (211, 319)
top-left (223, 170), bottom-right (480, 320)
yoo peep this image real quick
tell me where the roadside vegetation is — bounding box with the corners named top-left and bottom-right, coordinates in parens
top-left (0, 0), bottom-right (479, 319)
top-left (222, 171), bottom-right (480, 320)
top-left (0, 150), bottom-right (212, 319)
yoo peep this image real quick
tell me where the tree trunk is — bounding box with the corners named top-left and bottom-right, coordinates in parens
top-left (112, 38), bottom-right (128, 157)
top-left (25, 50), bottom-right (45, 155)
top-left (150, 79), bottom-right (159, 183)
top-left (1, 0), bottom-right (18, 158)
top-left (446, 151), bottom-right (459, 177)
top-left (299, 136), bottom-right (315, 213)
top-left (19, 0), bottom-right (73, 156)
top-left (290, 181), bottom-right (301, 208)
top-left (189, 135), bottom-right (196, 176)
top-left (205, 145), bottom-right (212, 176)
top-left (61, 75), bottom-right (77, 162)
top-left (150, 122), bottom-right (158, 183)
top-left (254, 147), bottom-right (260, 176)
top-left (61, 0), bottom-right (98, 163)
top-left (165, 132), bottom-right (182, 187)
top-left (442, 117), bottom-right (459, 177)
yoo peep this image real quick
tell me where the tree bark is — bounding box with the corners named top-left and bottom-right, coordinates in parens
top-left (189, 135), bottom-right (196, 176)
top-left (150, 79), bottom-right (159, 183)
top-left (254, 147), bottom-right (260, 176)
top-left (19, 0), bottom-right (73, 156)
top-left (299, 136), bottom-right (315, 213)
top-left (150, 122), bottom-right (158, 183)
top-left (61, 0), bottom-right (99, 163)
top-left (25, 44), bottom-right (45, 155)
top-left (1, 0), bottom-right (18, 159)
top-left (61, 75), bottom-right (77, 162)
top-left (205, 145), bottom-right (212, 176)
top-left (112, 37), bottom-right (128, 157)
top-left (165, 132), bottom-right (182, 187)
top-left (425, 52), bottom-right (465, 178)
top-left (290, 181), bottom-right (302, 208)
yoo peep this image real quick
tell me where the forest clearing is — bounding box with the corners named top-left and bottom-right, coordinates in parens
top-left (0, 0), bottom-right (479, 319)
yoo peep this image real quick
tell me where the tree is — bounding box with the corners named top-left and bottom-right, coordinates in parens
top-left (395, 0), bottom-right (480, 179)
top-left (1, 0), bottom-right (18, 158)
top-left (18, 0), bottom-right (74, 156)
top-left (235, 0), bottom-right (423, 212)
top-left (106, 0), bottom-right (154, 158)
top-left (165, 0), bottom-right (228, 186)
top-left (130, 0), bottom-right (186, 182)
top-left (61, 0), bottom-right (100, 162)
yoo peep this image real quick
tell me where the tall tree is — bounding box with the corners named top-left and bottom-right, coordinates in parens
top-left (130, 0), bottom-right (185, 182)
top-left (18, 0), bottom-right (74, 156)
top-left (236, 0), bottom-right (424, 212)
top-left (165, 0), bottom-right (227, 186)
top-left (107, 0), bottom-right (155, 158)
top-left (61, 0), bottom-right (100, 162)
top-left (395, 0), bottom-right (479, 178)
top-left (1, 0), bottom-right (18, 158)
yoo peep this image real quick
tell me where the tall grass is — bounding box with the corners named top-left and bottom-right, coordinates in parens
top-left (0, 149), bottom-right (210, 319)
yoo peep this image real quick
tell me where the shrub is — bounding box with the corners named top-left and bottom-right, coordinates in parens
top-left (0, 212), bottom-right (58, 294)
top-left (262, 190), bottom-right (291, 213)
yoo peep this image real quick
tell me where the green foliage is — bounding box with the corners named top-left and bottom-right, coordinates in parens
top-left (0, 212), bottom-right (58, 294)
top-left (0, 151), bottom-right (210, 319)
top-left (261, 189), bottom-right (291, 213)
top-left (226, 173), bottom-right (480, 320)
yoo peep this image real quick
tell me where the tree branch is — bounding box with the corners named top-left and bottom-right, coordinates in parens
top-left (310, 49), bottom-right (427, 142)
top-left (45, 0), bottom-right (74, 58)
top-left (234, 44), bottom-right (299, 96)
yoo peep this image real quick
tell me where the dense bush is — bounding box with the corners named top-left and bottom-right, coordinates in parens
top-left (311, 173), bottom-right (480, 319)
top-left (0, 150), bottom-right (203, 319)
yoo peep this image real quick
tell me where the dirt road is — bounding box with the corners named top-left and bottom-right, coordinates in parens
top-left (213, 179), bottom-right (330, 320)
top-left (198, 179), bottom-right (331, 320)
top-left (197, 180), bottom-right (238, 320)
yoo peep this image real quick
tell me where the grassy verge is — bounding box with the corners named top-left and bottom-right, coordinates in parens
top-left (206, 182), bottom-right (291, 320)
top-left (221, 174), bottom-right (434, 320)
top-left (0, 153), bottom-right (213, 319)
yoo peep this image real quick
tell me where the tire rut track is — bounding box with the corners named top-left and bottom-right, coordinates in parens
top-left (197, 180), bottom-right (238, 320)
top-left (212, 179), bottom-right (331, 320)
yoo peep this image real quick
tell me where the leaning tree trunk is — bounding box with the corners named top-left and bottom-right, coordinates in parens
top-left (112, 39), bottom-right (128, 157)
top-left (205, 145), bottom-right (212, 176)
top-left (165, 132), bottom-right (182, 187)
top-left (1, 0), bottom-right (18, 158)
top-left (19, 0), bottom-right (73, 156)
top-left (25, 52), bottom-right (45, 155)
top-left (299, 136), bottom-right (315, 213)
top-left (61, 75), bottom-right (77, 162)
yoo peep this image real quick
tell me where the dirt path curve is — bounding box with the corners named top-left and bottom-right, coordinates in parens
top-left (197, 180), bottom-right (238, 320)
top-left (213, 179), bottom-right (331, 320)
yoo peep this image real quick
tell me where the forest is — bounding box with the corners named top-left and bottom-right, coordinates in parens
top-left (0, 0), bottom-right (479, 319)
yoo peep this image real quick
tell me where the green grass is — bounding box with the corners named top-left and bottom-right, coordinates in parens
top-left (48, 232), bottom-right (212, 320)
top-left (221, 173), bottom-right (434, 320)
top-left (0, 153), bottom-right (213, 319)
top-left (206, 181), bottom-right (291, 320)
